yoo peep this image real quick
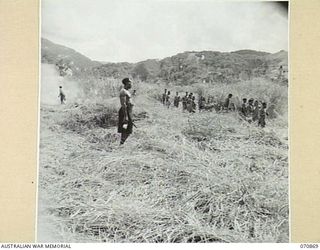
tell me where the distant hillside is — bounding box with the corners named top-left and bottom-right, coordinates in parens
top-left (41, 38), bottom-right (288, 85)
top-left (93, 62), bottom-right (134, 79)
top-left (41, 38), bottom-right (101, 72)
top-left (156, 50), bottom-right (287, 85)
top-left (94, 50), bottom-right (287, 84)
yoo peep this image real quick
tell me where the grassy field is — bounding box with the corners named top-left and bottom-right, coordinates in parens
top-left (38, 68), bottom-right (288, 242)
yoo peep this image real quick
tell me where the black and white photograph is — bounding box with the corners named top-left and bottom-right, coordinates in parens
top-left (38, 0), bottom-right (289, 242)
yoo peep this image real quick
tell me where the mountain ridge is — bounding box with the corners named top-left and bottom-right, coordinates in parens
top-left (41, 38), bottom-right (288, 84)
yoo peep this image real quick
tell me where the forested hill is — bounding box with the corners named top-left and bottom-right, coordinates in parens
top-left (41, 38), bottom-right (288, 85)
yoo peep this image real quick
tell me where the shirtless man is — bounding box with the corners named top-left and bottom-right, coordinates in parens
top-left (118, 78), bottom-right (134, 145)
top-left (58, 86), bottom-right (66, 104)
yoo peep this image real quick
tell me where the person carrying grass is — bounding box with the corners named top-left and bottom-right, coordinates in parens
top-left (118, 78), bottom-right (134, 145)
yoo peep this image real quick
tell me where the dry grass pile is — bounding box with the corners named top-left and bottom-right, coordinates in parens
top-left (58, 100), bottom-right (148, 135)
top-left (39, 96), bottom-right (288, 242)
top-left (58, 103), bottom-right (119, 134)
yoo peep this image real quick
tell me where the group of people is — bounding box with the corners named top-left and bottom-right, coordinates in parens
top-left (239, 97), bottom-right (268, 127)
top-left (161, 89), bottom-right (268, 128)
top-left (162, 89), bottom-right (198, 113)
top-left (59, 78), bottom-right (269, 146)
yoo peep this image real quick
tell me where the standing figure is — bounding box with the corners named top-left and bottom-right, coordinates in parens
top-left (166, 91), bottom-right (171, 108)
top-left (186, 93), bottom-right (193, 112)
top-left (58, 86), bottom-right (66, 104)
top-left (278, 65), bottom-right (283, 79)
top-left (182, 92), bottom-right (188, 112)
top-left (224, 94), bottom-right (233, 111)
top-left (258, 102), bottom-right (268, 128)
top-left (241, 98), bottom-right (248, 117)
top-left (247, 98), bottom-right (254, 117)
top-left (198, 96), bottom-right (205, 111)
top-left (174, 92), bottom-right (181, 108)
top-left (191, 96), bottom-right (197, 113)
top-left (118, 78), bottom-right (134, 145)
top-left (252, 100), bottom-right (260, 122)
top-left (162, 89), bottom-right (167, 105)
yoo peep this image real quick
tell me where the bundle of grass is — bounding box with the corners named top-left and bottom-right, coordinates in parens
top-left (59, 103), bottom-right (119, 134)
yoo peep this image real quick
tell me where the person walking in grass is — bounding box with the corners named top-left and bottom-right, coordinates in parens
top-left (191, 96), bottom-right (197, 113)
top-left (118, 78), bottom-right (134, 145)
top-left (241, 98), bottom-right (248, 117)
top-left (278, 65), bottom-right (283, 79)
top-left (223, 93), bottom-right (233, 111)
top-left (182, 92), bottom-right (188, 112)
top-left (247, 98), bottom-right (254, 116)
top-left (198, 96), bottom-right (205, 112)
top-left (166, 91), bottom-right (171, 108)
top-left (186, 93), bottom-right (193, 112)
top-left (58, 86), bottom-right (66, 104)
top-left (174, 92), bottom-right (181, 108)
top-left (252, 100), bottom-right (260, 122)
top-left (162, 89), bottom-right (167, 105)
top-left (258, 102), bottom-right (268, 128)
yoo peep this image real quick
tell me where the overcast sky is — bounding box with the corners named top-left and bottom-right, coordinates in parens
top-left (42, 0), bottom-right (288, 63)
